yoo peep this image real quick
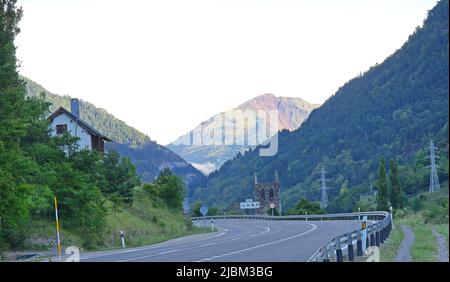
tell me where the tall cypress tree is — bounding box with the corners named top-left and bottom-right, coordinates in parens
top-left (0, 0), bottom-right (28, 251)
top-left (390, 159), bottom-right (402, 209)
top-left (376, 157), bottom-right (389, 211)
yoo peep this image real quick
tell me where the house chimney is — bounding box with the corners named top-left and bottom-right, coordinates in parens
top-left (70, 98), bottom-right (80, 118)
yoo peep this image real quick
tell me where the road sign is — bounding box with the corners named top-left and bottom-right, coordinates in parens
top-left (362, 215), bottom-right (368, 253)
top-left (240, 199), bottom-right (260, 209)
top-left (200, 204), bottom-right (208, 216)
top-left (269, 203), bottom-right (275, 209)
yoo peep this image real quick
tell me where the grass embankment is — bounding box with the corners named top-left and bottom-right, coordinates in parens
top-left (401, 214), bottom-right (439, 262)
top-left (380, 223), bottom-right (405, 262)
top-left (380, 188), bottom-right (449, 262)
top-left (435, 224), bottom-right (449, 249)
top-left (380, 212), bottom-right (448, 262)
top-left (102, 191), bottom-right (211, 249)
top-left (21, 189), bottom-right (211, 255)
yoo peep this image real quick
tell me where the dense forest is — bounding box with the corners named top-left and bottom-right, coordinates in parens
top-left (23, 77), bottom-right (206, 188)
top-left (193, 0), bottom-right (449, 213)
top-left (0, 1), bottom-right (192, 255)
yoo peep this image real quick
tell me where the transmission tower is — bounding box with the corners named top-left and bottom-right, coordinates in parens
top-left (428, 140), bottom-right (440, 193)
top-left (317, 166), bottom-right (330, 209)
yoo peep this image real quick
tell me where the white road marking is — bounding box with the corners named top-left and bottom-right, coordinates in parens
top-left (200, 243), bottom-right (218, 247)
top-left (195, 223), bottom-right (318, 262)
top-left (114, 229), bottom-right (231, 262)
top-left (116, 249), bottom-right (180, 262)
top-left (81, 228), bottom-right (229, 261)
top-left (250, 226), bottom-right (271, 237)
top-left (158, 249), bottom-right (180, 255)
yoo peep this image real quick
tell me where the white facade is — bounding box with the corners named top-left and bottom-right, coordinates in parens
top-left (49, 112), bottom-right (92, 150)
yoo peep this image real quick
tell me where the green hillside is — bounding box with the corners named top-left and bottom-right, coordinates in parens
top-left (23, 77), bottom-right (206, 187)
top-left (193, 0), bottom-right (449, 212)
top-left (23, 77), bottom-right (151, 146)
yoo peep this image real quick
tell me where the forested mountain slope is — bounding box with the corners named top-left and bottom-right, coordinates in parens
top-left (193, 0), bottom-right (449, 212)
top-left (23, 77), bottom-right (206, 187)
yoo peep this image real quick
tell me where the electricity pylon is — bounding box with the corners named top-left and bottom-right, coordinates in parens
top-left (428, 140), bottom-right (440, 193)
top-left (317, 166), bottom-right (330, 209)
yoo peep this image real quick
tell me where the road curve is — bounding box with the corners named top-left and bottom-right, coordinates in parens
top-left (80, 219), bottom-right (363, 262)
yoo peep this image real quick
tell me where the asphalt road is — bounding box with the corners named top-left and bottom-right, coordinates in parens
top-left (80, 219), bottom-right (363, 262)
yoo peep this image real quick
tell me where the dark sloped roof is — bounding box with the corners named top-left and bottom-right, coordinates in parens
top-left (47, 107), bottom-right (112, 142)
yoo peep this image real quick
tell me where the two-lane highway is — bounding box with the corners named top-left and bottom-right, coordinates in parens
top-left (80, 219), bottom-right (363, 262)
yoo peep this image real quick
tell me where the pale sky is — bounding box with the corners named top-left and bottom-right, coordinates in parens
top-left (16, 0), bottom-right (438, 145)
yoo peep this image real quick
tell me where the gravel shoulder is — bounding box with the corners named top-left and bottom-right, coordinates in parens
top-left (432, 227), bottom-right (449, 262)
top-left (394, 225), bottom-right (414, 262)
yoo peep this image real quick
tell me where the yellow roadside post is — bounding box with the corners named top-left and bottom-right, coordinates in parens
top-left (54, 196), bottom-right (62, 261)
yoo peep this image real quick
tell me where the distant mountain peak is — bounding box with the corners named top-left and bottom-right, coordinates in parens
top-left (168, 93), bottom-right (319, 174)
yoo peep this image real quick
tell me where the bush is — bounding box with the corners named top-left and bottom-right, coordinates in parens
top-left (266, 207), bottom-right (280, 216)
top-left (423, 200), bottom-right (449, 224)
top-left (288, 198), bottom-right (326, 215)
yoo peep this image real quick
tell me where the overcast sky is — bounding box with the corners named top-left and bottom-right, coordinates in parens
top-left (16, 0), bottom-right (438, 145)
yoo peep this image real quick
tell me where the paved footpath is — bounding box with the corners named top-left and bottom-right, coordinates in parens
top-left (432, 227), bottom-right (449, 262)
top-left (394, 225), bottom-right (414, 262)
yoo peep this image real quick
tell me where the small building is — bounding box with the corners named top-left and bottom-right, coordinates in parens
top-left (47, 98), bottom-right (112, 153)
top-left (254, 171), bottom-right (281, 215)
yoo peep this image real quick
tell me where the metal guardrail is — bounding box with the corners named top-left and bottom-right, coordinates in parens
top-left (192, 211), bottom-right (392, 262)
top-left (306, 211), bottom-right (392, 262)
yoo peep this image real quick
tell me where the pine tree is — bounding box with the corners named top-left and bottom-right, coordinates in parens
top-left (376, 157), bottom-right (389, 211)
top-left (390, 159), bottom-right (402, 209)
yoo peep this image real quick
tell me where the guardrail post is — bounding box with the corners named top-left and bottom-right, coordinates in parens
top-left (335, 237), bottom-right (343, 262)
top-left (380, 222), bottom-right (386, 244)
top-left (386, 220), bottom-right (390, 237)
top-left (370, 228), bottom-right (375, 247)
top-left (322, 246), bottom-right (330, 262)
top-left (347, 233), bottom-right (354, 262)
top-left (375, 224), bottom-right (381, 246)
top-left (356, 229), bottom-right (363, 257)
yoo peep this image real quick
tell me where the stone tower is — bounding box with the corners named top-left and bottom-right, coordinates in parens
top-left (254, 171), bottom-right (281, 215)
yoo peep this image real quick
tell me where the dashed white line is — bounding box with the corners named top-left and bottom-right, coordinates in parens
top-left (200, 243), bottom-right (218, 247)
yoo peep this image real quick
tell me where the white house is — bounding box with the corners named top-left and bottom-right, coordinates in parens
top-left (47, 98), bottom-right (112, 153)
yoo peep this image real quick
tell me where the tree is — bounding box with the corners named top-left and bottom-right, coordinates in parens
top-left (192, 201), bottom-right (203, 217)
top-left (99, 151), bottom-right (140, 205)
top-left (153, 169), bottom-right (185, 211)
top-left (390, 159), bottom-right (403, 209)
top-left (376, 157), bottom-right (389, 211)
top-left (288, 198), bottom-right (326, 215)
top-left (0, 0), bottom-right (32, 251)
top-left (266, 207), bottom-right (280, 216)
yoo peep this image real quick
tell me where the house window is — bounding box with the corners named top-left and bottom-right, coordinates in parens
top-left (56, 124), bottom-right (67, 135)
